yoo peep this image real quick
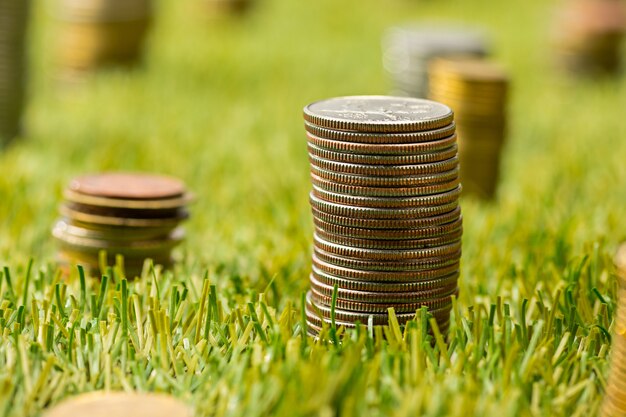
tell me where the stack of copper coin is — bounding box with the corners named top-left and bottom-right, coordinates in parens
top-left (56, 0), bottom-right (153, 79)
top-left (382, 25), bottom-right (489, 98)
top-left (303, 96), bottom-right (462, 335)
top-left (553, 0), bottom-right (626, 74)
top-left (428, 57), bottom-right (508, 199)
top-left (0, 0), bottom-right (30, 144)
top-left (52, 172), bottom-right (191, 277)
top-left (600, 244), bottom-right (626, 416)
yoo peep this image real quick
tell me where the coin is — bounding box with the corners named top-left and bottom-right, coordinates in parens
top-left (53, 172), bottom-right (191, 277)
top-left (309, 154), bottom-right (459, 177)
top-left (314, 226), bottom-right (463, 250)
top-left (310, 173), bottom-right (461, 198)
top-left (42, 392), bottom-right (192, 417)
top-left (307, 142), bottom-right (458, 165)
top-left (312, 215), bottom-right (463, 240)
top-left (305, 120), bottom-right (456, 144)
top-left (306, 131), bottom-right (458, 155)
top-left (310, 165), bottom-right (459, 187)
top-left (312, 184), bottom-right (462, 208)
top-left (311, 205), bottom-right (461, 229)
top-left (312, 254), bottom-right (460, 282)
top-left (304, 96), bottom-right (454, 133)
top-left (312, 267), bottom-right (460, 291)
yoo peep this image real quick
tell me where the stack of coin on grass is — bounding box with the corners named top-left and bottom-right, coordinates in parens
top-left (303, 96), bottom-right (462, 335)
top-left (56, 0), bottom-right (153, 80)
top-left (52, 172), bottom-right (191, 278)
top-left (43, 392), bottom-right (193, 417)
top-left (553, 0), bottom-right (626, 74)
top-left (600, 244), bottom-right (626, 416)
top-left (382, 25), bottom-right (489, 98)
top-left (428, 57), bottom-right (508, 199)
top-left (0, 0), bottom-right (30, 145)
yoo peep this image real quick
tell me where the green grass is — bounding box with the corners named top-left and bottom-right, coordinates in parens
top-left (1, 0), bottom-right (626, 415)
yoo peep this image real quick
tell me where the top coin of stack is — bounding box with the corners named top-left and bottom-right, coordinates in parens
top-left (600, 244), bottom-right (626, 417)
top-left (428, 57), bottom-right (508, 199)
top-left (56, 0), bottom-right (153, 78)
top-left (53, 172), bottom-right (192, 278)
top-left (382, 25), bottom-right (489, 98)
top-left (303, 96), bottom-right (462, 334)
top-left (43, 392), bottom-right (193, 417)
top-left (553, 0), bottom-right (626, 74)
top-left (0, 0), bottom-right (30, 144)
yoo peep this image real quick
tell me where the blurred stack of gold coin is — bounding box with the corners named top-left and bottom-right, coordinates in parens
top-left (553, 0), bottom-right (626, 74)
top-left (53, 172), bottom-right (192, 278)
top-left (0, 0), bottom-right (30, 144)
top-left (56, 0), bottom-right (153, 79)
top-left (43, 392), bottom-right (193, 417)
top-left (428, 57), bottom-right (508, 199)
top-left (600, 244), bottom-right (626, 417)
top-left (303, 96), bottom-right (462, 335)
top-left (202, 0), bottom-right (253, 16)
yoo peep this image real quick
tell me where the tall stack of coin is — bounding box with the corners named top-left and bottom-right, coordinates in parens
top-left (0, 0), bottom-right (30, 144)
top-left (428, 58), bottom-right (508, 199)
top-left (53, 173), bottom-right (191, 277)
top-left (303, 96), bottom-right (462, 334)
top-left (56, 0), bottom-right (153, 79)
top-left (382, 25), bottom-right (489, 98)
top-left (553, 0), bottom-right (626, 74)
top-left (601, 244), bottom-right (626, 417)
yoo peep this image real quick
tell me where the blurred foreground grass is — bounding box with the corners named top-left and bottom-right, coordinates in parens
top-left (1, 0), bottom-right (626, 415)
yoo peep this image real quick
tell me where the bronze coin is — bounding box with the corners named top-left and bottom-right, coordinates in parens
top-left (303, 96), bottom-right (454, 133)
top-left (312, 215), bottom-right (463, 240)
top-left (311, 184), bottom-right (461, 208)
top-left (311, 205), bottom-right (462, 229)
top-left (313, 234), bottom-right (461, 260)
top-left (69, 172), bottom-right (186, 200)
top-left (304, 120), bottom-right (455, 144)
top-left (64, 189), bottom-right (194, 210)
top-left (310, 274), bottom-right (458, 303)
top-left (312, 254), bottom-right (460, 282)
top-left (313, 246), bottom-right (461, 272)
top-left (314, 226), bottom-right (463, 250)
top-left (308, 154), bottom-right (459, 177)
top-left (310, 165), bottom-right (459, 187)
top-left (310, 192), bottom-right (459, 219)
top-left (60, 205), bottom-right (187, 227)
top-left (307, 142), bottom-right (458, 165)
top-left (42, 392), bottom-right (193, 417)
top-left (311, 267), bottom-right (459, 291)
top-left (306, 131), bottom-right (458, 155)
top-left (310, 173), bottom-right (460, 197)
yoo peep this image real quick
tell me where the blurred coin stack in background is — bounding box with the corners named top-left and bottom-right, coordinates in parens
top-left (382, 25), bottom-right (489, 98)
top-left (0, 0), bottom-right (30, 145)
top-left (428, 57), bottom-right (508, 199)
top-left (53, 173), bottom-right (191, 278)
top-left (202, 0), bottom-right (253, 16)
top-left (553, 0), bottom-right (626, 74)
top-left (600, 244), bottom-right (626, 417)
top-left (56, 0), bottom-right (153, 80)
top-left (303, 96), bottom-right (462, 335)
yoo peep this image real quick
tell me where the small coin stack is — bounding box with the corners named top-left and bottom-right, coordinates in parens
top-left (0, 0), bottom-right (30, 144)
top-left (43, 392), bottom-right (193, 417)
top-left (303, 96), bottom-right (462, 335)
top-left (428, 57), bottom-right (508, 199)
top-left (601, 244), bottom-right (626, 417)
top-left (553, 0), bottom-right (626, 74)
top-left (382, 25), bottom-right (488, 98)
top-left (56, 0), bottom-right (153, 80)
top-left (52, 172), bottom-right (191, 277)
